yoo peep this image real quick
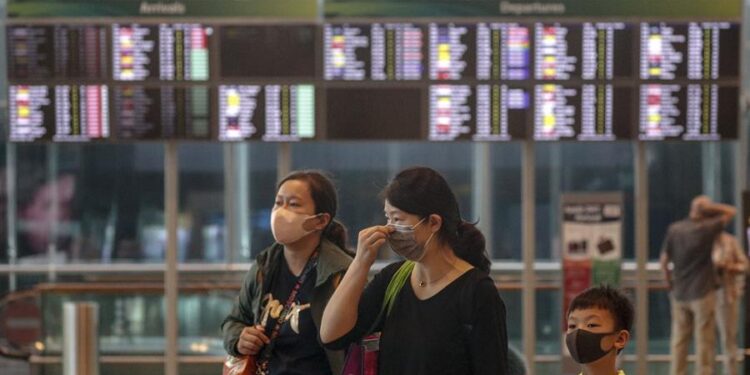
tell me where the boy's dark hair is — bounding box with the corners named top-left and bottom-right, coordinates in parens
top-left (568, 285), bottom-right (634, 332)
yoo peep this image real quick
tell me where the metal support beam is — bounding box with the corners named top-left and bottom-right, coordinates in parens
top-left (634, 141), bottom-right (649, 375)
top-left (237, 144), bottom-right (251, 260)
top-left (701, 142), bottom-right (722, 201)
top-left (472, 143), bottom-right (493, 253)
top-left (225, 144), bottom-right (251, 261)
top-left (522, 141), bottom-right (536, 373)
top-left (47, 144), bottom-right (59, 281)
top-left (277, 143), bottom-right (292, 182)
top-left (6, 143), bottom-right (16, 292)
top-left (164, 142), bottom-right (179, 375)
top-left (224, 144), bottom-right (237, 263)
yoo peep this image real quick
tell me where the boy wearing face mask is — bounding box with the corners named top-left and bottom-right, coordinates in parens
top-left (566, 285), bottom-right (633, 375)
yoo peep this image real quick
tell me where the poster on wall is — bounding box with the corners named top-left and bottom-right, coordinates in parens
top-left (7, 0), bottom-right (319, 18)
top-left (324, 0), bottom-right (741, 18)
top-left (560, 192), bottom-right (623, 374)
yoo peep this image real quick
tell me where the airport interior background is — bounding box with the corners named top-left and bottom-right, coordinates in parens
top-left (1, 0), bottom-right (750, 374)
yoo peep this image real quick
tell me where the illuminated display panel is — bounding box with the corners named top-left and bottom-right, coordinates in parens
top-left (477, 22), bottom-right (532, 81)
top-left (428, 23), bottom-right (475, 80)
top-left (113, 86), bottom-right (211, 140)
top-left (9, 84), bottom-right (109, 142)
top-left (427, 84), bottom-right (530, 141)
top-left (8, 25), bottom-right (108, 80)
top-left (4, 19), bottom-right (740, 143)
top-left (113, 23), bottom-right (211, 81)
top-left (534, 23), bottom-right (581, 80)
top-left (218, 84), bottom-right (316, 142)
top-left (641, 22), bottom-right (739, 80)
top-left (324, 23), bottom-right (424, 81)
top-left (639, 83), bottom-right (738, 141)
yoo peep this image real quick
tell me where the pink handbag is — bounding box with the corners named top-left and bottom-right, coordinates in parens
top-left (341, 334), bottom-right (380, 375)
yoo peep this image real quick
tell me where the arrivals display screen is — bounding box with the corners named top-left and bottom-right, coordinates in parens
top-left (218, 84), bottom-right (316, 141)
top-left (220, 25), bottom-right (317, 79)
top-left (9, 84), bottom-right (109, 142)
top-left (112, 86), bottom-right (211, 140)
top-left (112, 23), bottom-right (211, 81)
top-left (8, 25), bottom-right (109, 81)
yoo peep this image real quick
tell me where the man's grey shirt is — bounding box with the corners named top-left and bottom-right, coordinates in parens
top-left (662, 216), bottom-right (724, 301)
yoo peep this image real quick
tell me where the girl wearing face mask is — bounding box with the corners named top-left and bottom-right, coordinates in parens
top-left (222, 170), bottom-right (353, 375)
top-left (320, 167), bottom-right (509, 375)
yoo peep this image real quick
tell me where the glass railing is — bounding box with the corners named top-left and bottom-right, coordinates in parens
top-left (0, 265), bottom-right (742, 375)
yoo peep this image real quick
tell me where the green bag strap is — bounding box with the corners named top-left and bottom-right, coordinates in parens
top-left (364, 261), bottom-right (415, 336)
top-left (381, 261), bottom-right (415, 316)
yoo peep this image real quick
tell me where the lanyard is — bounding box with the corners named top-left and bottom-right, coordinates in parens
top-left (256, 249), bottom-right (320, 373)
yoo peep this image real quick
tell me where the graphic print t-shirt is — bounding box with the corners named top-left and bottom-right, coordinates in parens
top-left (259, 257), bottom-right (331, 375)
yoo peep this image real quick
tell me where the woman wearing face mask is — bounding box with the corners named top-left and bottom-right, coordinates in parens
top-left (222, 170), bottom-right (353, 375)
top-left (320, 167), bottom-right (509, 375)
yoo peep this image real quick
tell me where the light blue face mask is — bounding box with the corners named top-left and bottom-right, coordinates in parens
top-left (386, 218), bottom-right (434, 262)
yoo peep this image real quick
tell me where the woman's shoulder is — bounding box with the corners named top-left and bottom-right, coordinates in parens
top-left (318, 239), bottom-right (353, 273)
top-left (460, 267), bottom-right (495, 288)
top-left (457, 268), bottom-right (501, 306)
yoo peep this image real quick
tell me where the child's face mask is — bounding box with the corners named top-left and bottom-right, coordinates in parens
top-left (565, 328), bottom-right (619, 364)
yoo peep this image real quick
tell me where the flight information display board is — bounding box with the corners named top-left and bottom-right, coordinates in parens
top-left (4, 18), bottom-right (741, 142)
top-left (112, 23), bottom-right (211, 81)
top-left (476, 23), bottom-right (532, 80)
top-left (9, 84), bottom-right (110, 142)
top-left (534, 23), bottom-right (582, 80)
top-left (639, 83), bottom-right (738, 140)
top-left (326, 87), bottom-right (423, 139)
top-left (427, 84), bottom-right (530, 141)
top-left (428, 23), bottom-right (475, 80)
top-left (533, 84), bottom-right (634, 141)
top-left (581, 22), bottom-right (634, 80)
top-left (8, 85), bottom-right (54, 141)
top-left (324, 23), bottom-right (424, 81)
top-left (218, 84), bottom-right (316, 141)
top-left (112, 86), bottom-right (211, 139)
top-left (533, 22), bottom-right (635, 81)
top-left (8, 25), bottom-right (109, 80)
top-left (640, 22), bottom-right (739, 80)
top-left (221, 25), bottom-right (317, 79)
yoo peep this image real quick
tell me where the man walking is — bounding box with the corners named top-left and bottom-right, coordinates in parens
top-left (660, 195), bottom-right (736, 375)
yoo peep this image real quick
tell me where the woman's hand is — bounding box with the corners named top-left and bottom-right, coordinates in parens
top-left (354, 226), bottom-right (392, 268)
top-left (236, 325), bottom-right (270, 356)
